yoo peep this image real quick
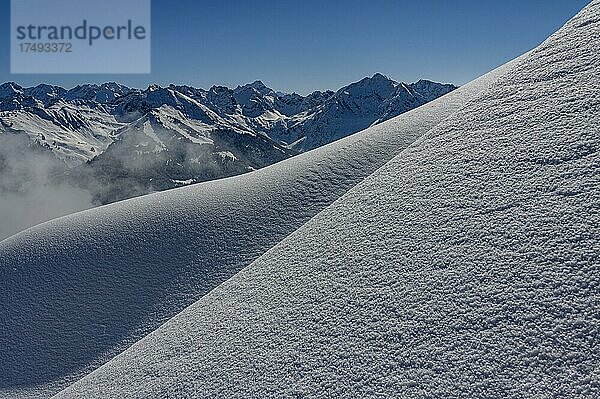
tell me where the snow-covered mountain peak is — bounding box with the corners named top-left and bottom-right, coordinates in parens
top-left (248, 79), bottom-right (269, 90)
top-left (232, 81), bottom-right (279, 118)
top-left (23, 84), bottom-right (67, 106)
top-left (0, 82), bottom-right (24, 99)
top-left (372, 72), bottom-right (388, 79)
top-left (207, 85), bottom-right (238, 115)
top-left (236, 80), bottom-right (276, 97)
top-left (146, 86), bottom-right (180, 104)
top-left (409, 79), bottom-right (459, 102)
top-left (170, 85), bottom-right (208, 102)
top-left (146, 84), bottom-right (161, 92)
top-left (63, 83), bottom-right (131, 104)
top-left (98, 82), bottom-right (130, 94)
top-left (333, 73), bottom-right (400, 109)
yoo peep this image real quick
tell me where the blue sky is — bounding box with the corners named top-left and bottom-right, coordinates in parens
top-left (0, 0), bottom-right (591, 94)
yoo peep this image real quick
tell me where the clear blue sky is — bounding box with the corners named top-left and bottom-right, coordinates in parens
top-left (0, 0), bottom-right (591, 94)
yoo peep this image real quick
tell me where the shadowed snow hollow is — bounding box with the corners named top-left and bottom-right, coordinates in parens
top-left (52, 1), bottom-right (600, 398)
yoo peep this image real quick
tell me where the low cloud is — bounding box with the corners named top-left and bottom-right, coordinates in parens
top-left (0, 133), bottom-right (94, 241)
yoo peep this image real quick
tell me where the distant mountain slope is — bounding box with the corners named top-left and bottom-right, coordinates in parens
top-left (280, 74), bottom-right (457, 150)
top-left (0, 60), bottom-right (506, 398)
top-left (49, 1), bottom-right (600, 397)
top-left (0, 76), bottom-right (455, 163)
top-left (0, 99), bottom-right (121, 164)
top-left (77, 105), bottom-right (294, 204)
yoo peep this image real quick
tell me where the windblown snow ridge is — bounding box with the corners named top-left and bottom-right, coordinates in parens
top-left (52, 1), bottom-right (600, 398)
top-left (0, 58), bottom-right (511, 398)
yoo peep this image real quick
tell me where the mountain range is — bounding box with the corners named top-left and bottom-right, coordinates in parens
top-left (0, 76), bottom-right (456, 204)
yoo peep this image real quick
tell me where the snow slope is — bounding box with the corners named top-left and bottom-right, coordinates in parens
top-left (52, 1), bottom-right (600, 398)
top-left (0, 59), bottom-right (513, 398)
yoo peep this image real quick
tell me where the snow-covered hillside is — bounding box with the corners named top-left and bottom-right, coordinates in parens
top-left (2, 1), bottom-right (598, 398)
top-left (0, 60), bottom-right (510, 399)
top-left (42, 1), bottom-right (600, 397)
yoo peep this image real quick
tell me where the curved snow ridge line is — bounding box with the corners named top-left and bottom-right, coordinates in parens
top-left (49, 50), bottom-right (543, 399)
top-left (52, 63), bottom-right (538, 399)
top-left (0, 55), bottom-right (515, 399)
top-left (52, 1), bottom-right (600, 397)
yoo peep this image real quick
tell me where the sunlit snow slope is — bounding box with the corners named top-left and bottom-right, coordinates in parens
top-left (0, 56), bottom-right (513, 398)
top-left (53, 1), bottom-right (599, 398)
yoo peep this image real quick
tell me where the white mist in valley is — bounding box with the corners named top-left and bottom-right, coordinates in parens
top-left (0, 134), bottom-right (94, 240)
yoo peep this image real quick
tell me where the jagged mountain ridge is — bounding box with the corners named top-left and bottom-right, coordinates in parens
top-left (0, 75), bottom-right (456, 156)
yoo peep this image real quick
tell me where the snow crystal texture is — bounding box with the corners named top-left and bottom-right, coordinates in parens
top-left (54, 1), bottom-right (600, 398)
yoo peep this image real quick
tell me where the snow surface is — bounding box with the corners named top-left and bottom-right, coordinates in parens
top-left (0, 58), bottom-right (513, 397)
top-left (46, 1), bottom-right (600, 397)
